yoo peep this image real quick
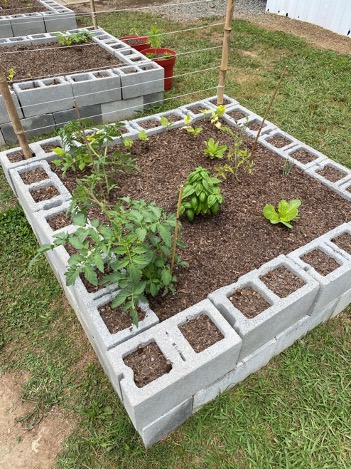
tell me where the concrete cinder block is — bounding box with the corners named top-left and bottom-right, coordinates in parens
top-left (42, 11), bottom-right (77, 33)
top-left (330, 289), bottom-right (351, 318)
top-left (1, 114), bottom-right (56, 144)
top-left (28, 32), bottom-right (58, 45)
top-left (10, 160), bottom-right (71, 216)
top-left (31, 199), bottom-right (73, 245)
top-left (53, 104), bottom-right (103, 126)
top-left (130, 109), bottom-right (186, 136)
top-left (0, 129), bottom-right (5, 147)
top-left (0, 35), bottom-right (31, 47)
top-left (143, 91), bottom-right (164, 108)
top-left (284, 143), bottom-right (328, 170)
top-left (101, 96), bottom-right (144, 123)
top-left (259, 129), bottom-right (299, 154)
top-left (66, 70), bottom-right (122, 108)
top-left (14, 77), bottom-right (74, 118)
top-left (179, 99), bottom-right (215, 122)
top-left (193, 338), bottom-right (277, 412)
top-left (118, 62), bottom-right (164, 100)
top-left (106, 300), bottom-right (241, 431)
top-left (306, 159), bottom-right (351, 200)
top-left (204, 95), bottom-right (240, 109)
top-left (140, 398), bottom-right (193, 447)
top-left (288, 239), bottom-right (351, 316)
top-left (209, 255), bottom-right (320, 360)
top-left (0, 91), bottom-right (24, 124)
top-left (0, 19), bottom-right (13, 39)
top-left (11, 14), bottom-right (46, 36)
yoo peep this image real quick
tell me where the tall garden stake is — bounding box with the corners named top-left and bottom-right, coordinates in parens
top-left (171, 185), bottom-right (184, 275)
top-left (89, 0), bottom-right (98, 29)
top-left (0, 66), bottom-right (33, 159)
top-left (217, 0), bottom-right (235, 105)
top-left (250, 66), bottom-right (288, 161)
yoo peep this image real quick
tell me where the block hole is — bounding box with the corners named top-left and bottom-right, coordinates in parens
top-left (229, 286), bottom-right (271, 318)
top-left (30, 185), bottom-right (59, 203)
top-left (331, 232), bottom-right (351, 255)
top-left (123, 341), bottom-right (172, 388)
top-left (260, 266), bottom-right (305, 297)
top-left (98, 300), bottom-right (146, 334)
top-left (301, 249), bottom-right (341, 276)
top-left (289, 148), bottom-right (317, 164)
top-left (226, 109), bottom-right (248, 121)
top-left (266, 134), bottom-right (293, 148)
top-left (178, 314), bottom-right (224, 353)
top-left (316, 164), bottom-right (348, 183)
top-left (20, 167), bottom-right (48, 185)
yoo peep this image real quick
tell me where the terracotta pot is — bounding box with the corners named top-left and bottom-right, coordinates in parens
top-left (142, 48), bottom-right (176, 91)
top-left (119, 35), bottom-right (149, 52)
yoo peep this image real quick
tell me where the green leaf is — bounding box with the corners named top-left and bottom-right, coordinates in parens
top-left (263, 204), bottom-right (280, 223)
top-left (72, 211), bottom-right (87, 227)
top-left (127, 263), bottom-right (142, 284)
top-left (158, 224), bottom-right (172, 247)
top-left (92, 252), bottom-right (104, 273)
top-left (136, 227), bottom-right (147, 242)
top-left (84, 265), bottom-right (98, 286)
top-left (161, 268), bottom-right (172, 286)
top-left (111, 290), bottom-right (130, 308)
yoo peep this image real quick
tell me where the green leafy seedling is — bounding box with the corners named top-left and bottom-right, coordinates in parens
top-left (263, 199), bottom-right (301, 228)
top-left (182, 115), bottom-right (202, 137)
top-left (203, 138), bottom-right (227, 159)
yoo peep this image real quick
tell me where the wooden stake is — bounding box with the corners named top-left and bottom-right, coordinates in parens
top-left (89, 0), bottom-right (98, 29)
top-left (170, 184), bottom-right (184, 275)
top-left (217, 0), bottom-right (235, 105)
top-left (250, 66), bottom-right (288, 161)
top-left (0, 67), bottom-right (33, 159)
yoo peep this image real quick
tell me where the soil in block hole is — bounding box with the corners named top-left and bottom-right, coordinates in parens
top-left (21, 168), bottom-right (48, 185)
top-left (99, 302), bottom-right (146, 334)
top-left (290, 149), bottom-right (317, 165)
top-left (47, 212), bottom-right (71, 230)
top-left (317, 165), bottom-right (347, 183)
top-left (230, 287), bottom-right (271, 318)
top-left (227, 110), bottom-right (247, 121)
top-left (267, 135), bottom-right (292, 148)
top-left (179, 314), bottom-right (224, 352)
top-left (301, 249), bottom-right (341, 276)
top-left (260, 266), bottom-right (305, 297)
top-left (30, 185), bottom-right (59, 202)
top-left (331, 232), bottom-right (351, 255)
top-left (124, 342), bottom-right (172, 387)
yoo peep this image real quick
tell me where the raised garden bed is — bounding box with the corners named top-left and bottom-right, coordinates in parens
top-left (1, 95), bottom-right (351, 446)
top-left (0, 27), bottom-right (164, 144)
top-left (0, 0), bottom-right (76, 38)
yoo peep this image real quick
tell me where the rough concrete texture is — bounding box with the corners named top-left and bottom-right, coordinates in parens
top-left (130, 109), bottom-right (186, 136)
top-left (306, 159), bottom-right (351, 200)
top-left (285, 142), bottom-right (328, 170)
top-left (209, 254), bottom-right (319, 360)
top-left (288, 238), bottom-right (351, 316)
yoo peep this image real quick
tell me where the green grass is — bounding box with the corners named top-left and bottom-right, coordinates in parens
top-left (1, 12), bottom-right (351, 468)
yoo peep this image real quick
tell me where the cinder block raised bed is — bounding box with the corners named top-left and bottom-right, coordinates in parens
top-left (0, 0), bottom-right (76, 38)
top-left (0, 27), bottom-right (164, 143)
top-left (1, 95), bottom-right (351, 446)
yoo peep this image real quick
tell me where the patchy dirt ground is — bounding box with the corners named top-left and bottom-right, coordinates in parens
top-left (0, 372), bottom-right (74, 469)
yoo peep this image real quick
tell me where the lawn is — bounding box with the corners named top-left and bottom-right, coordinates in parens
top-left (0, 12), bottom-right (350, 468)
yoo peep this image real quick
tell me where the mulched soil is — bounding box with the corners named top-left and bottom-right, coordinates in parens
top-left (50, 117), bottom-right (351, 323)
top-left (178, 315), bottom-right (224, 352)
top-left (316, 165), bottom-right (347, 182)
top-left (41, 144), bottom-right (61, 153)
top-left (7, 150), bottom-right (35, 162)
top-left (226, 110), bottom-right (248, 121)
top-left (289, 149), bottom-right (317, 165)
top-left (20, 167), bottom-right (48, 185)
top-left (0, 0), bottom-right (47, 16)
top-left (30, 185), bottom-right (59, 202)
top-left (301, 249), bottom-right (341, 276)
top-left (266, 135), bottom-right (293, 148)
top-left (98, 303), bottom-right (146, 334)
top-left (230, 286), bottom-right (271, 318)
top-left (331, 232), bottom-right (351, 255)
top-left (47, 212), bottom-right (71, 231)
top-left (260, 266), bottom-right (305, 297)
top-left (123, 342), bottom-right (172, 388)
top-left (0, 41), bottom-right (124, 82)
top-left (247, 121), bottom-right (262, 131)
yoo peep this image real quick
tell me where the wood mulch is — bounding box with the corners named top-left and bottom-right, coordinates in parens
top-left (301, 249), bottom-right (341, 276)
top-left (331, 232), bottom-right (351, 255)
top-left (179, 315), bottom-right (224, 352)
top-left (0, 41), bottom-right (124, 82)
top-left (230, 286), bottom-right (271, 318)
top-left (317, 165), bottom-right (347, 182)
top-left (20, 167), bottom-right (48, 185)
top-left (260, 266), bottom-right (305, 298)
top-left (49, 117), bottom-right (351, 324)
top-left (0, 0), bottom-right (46, 16)
top-left (98, 303), bottom-right (146, 334)
top-left (30, 185), bottom-right (59, 202)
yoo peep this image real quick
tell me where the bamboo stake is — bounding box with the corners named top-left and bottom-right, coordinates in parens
top-left (250, 66), bottom-right (288, 161)
top-left (89, 0), bottom-right (98, 29)
top-left (170, 184), bottom-right (184, 275)
top-left (0, 67), bottom-right (33, 159)
top-left (217, 0), bottom-right (235, 105)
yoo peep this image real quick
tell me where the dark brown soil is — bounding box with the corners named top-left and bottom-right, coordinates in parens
top-left (260, 266), bottom-right (305, 297)
top-left (179, 315), bottom-right (224, 352)
top-left (50, 118), bottom-right (351, 322)
top-left (267, 135), bottom-right (293, 148)
top-left (0, 42), bottom-right (124, 82)
top-left (20, 167), bottom-right (48, 185)
top-left (316, 165), bottom-right (347, 182)
top-left (226, 110), bottom-right (248, 121)
top-left (41, 143), bottom-right (61, 153)
top-left (30, 185), bottom-right (59, 202)
top-left (6, 150), bottom-right (35, 162)
top-left (289, 149), bottom-right (317, 165)
top-left (230, 287), bottom-right (271, 318)
top-left (79, 264), bottom-right (111, 294)
top-left (248, 121), bottom-right (262, 131)
top-left (0, 0), bottom-right (47, 16)
top-left (331, 232), bottom-right (351, 255)
top-left (123, 342), bottom-right (172, 387)
top-left (98, 303), bottom-right (146, 334)
top-left (186, 104), bottom-right (210, 114)
top-left (139, 119), bottom-right (161, 129)
top-left (301, 249), bottom-right (341, 276)
top-left (47, 212), bottom-right (71, 231)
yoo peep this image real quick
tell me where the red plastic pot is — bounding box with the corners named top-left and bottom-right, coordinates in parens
top-left (142, 48), bottom-right (176, 91)
top-left (119, 35), bottom-right (149, 52)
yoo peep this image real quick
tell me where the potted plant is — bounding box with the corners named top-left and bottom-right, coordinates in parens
top-left (142, 26), bottom-right (176, 91)
top-left (119, 34), bottom-right (149, 52)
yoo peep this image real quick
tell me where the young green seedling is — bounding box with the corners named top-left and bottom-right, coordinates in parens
top-left (203, 138), bottom-right (227, 159)
top-left (263, 199), bottom-right (301, 228)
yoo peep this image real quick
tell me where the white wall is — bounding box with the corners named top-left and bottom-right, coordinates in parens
top-left (266, 0), bottom-right (351, 37)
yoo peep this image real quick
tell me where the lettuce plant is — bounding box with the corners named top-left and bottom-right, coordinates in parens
top-left (263, 199), bottom-right (301, 228)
